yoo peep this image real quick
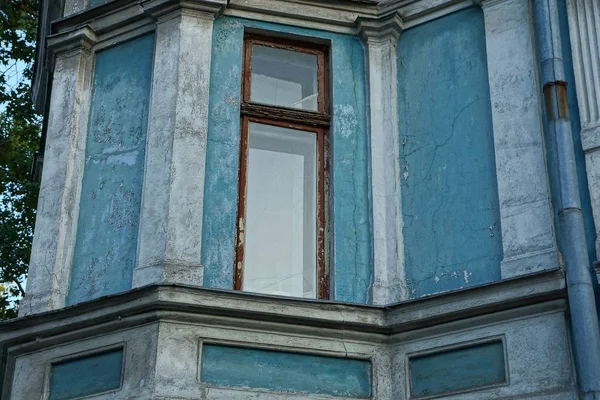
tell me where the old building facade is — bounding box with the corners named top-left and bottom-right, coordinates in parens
top-left (2, 0), bottom-right (600, 399)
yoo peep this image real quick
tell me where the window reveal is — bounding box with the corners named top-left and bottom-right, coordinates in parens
top-left (235, 34), bottom-right (330, 299)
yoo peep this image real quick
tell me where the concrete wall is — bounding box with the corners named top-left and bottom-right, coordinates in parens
top-left (67, 34), bottom-right (154, 304)
top-left (201, 16), bottom-right (372, 304)
top-left (397, 8), bottom-right (503, 298)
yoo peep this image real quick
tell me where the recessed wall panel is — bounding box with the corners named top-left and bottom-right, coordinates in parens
top-left (200, 344), bottom-right (371, 397)
top-left (398, 7), bottom-right (503, 297)
top-left (49, 348), bottom-right (123, 400)
top-left (68, 34), bottom-right (154, 304)
top-left (409, 340), bottom-right (506, 398)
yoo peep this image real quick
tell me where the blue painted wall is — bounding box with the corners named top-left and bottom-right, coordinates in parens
top-left (410, 341), bottom-right (506, 397)
top-left (50, 348), bottom-right (123, 400)
top-left (202, 17), bottom-right (372, 303)
top-left (201, 344), bottom-right (371, 397)
top-left (89, 0), bottom-right (108, 8)
top-left (68, 34), bottom-right (154, 304)
top-left (397, 8), bottom-right (503, 298)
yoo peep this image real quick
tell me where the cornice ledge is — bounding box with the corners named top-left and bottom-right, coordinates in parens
top-left (581, 124), bottom-right (600, 153)
top-left (0, 268), bottom-right (566, 347)
top-left (140, 0), bottom-right (227, 19)
top-left (46, 25), bottom-right (97, 56)
top-left (475, 0), bottom-right (513, 9)
top-left (224, 0), bottom-right (379, 33)
top-left (356, 11), bottom-right (404, 42)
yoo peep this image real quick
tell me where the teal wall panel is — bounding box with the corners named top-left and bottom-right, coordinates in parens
top-left (410, 341), bottom-right (506, 398)
top-left (89, 0), bottom-right (109, 7)
top-left (68, 34), bottom-right (154, 304)
top-left (201, 344), bottom-right (371, 397)
top-left (49, 348), bottom-right (123, 400)
top-left (202, 17), bottom-right (372, 303)
top-left (398, 8), bottom-right (503, 298)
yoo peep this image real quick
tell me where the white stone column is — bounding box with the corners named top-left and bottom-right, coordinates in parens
top-left (566, 0), bottom-right (600, 258)
top-left (481, 0), bottom-right (559, 278)
top-left (20, 28), bottom-right (96, 316)
top-left (358, 13), bottom-right (406, 304)
top-left (133, 1), bottom-right (226, 288)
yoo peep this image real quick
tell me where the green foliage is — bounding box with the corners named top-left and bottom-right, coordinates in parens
top-left (0, 0), bottom-right (41, 319)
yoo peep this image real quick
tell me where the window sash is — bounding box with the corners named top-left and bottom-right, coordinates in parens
top-left (243, 35), bottom-right (329, 116)
top-left (235, 117), bottom-right (328, 299)
top-left (236, 35), bottom-right (330, 300)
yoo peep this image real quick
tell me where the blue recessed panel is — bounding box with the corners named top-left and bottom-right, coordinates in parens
top-left (398, 8), bottom-right (503, 298)
top-left (410, 341), bottom-right (506, 398)
top-left (49, 348), bottom-right (124, 400)
top-left (203, 17), bottom-right (372, 304)
top-left (68, 34), bottom-right (154, 304)
top-left (201, 344), bottom-right (371, 397)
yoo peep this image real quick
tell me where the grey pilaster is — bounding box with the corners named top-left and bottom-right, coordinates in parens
top-left (566, 0), bottom-right (600, 259)
top-left (358, 13), bottom-right (405, 305)
top-left (480, 0), bottom-right (559, 278)
top-left (133, 1), bottom-right (226, 288)
top-left (20, 28), bottom-right (96, 316)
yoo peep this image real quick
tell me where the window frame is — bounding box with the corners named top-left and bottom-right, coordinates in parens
top-left (234, 33), bottom-right (331, 300)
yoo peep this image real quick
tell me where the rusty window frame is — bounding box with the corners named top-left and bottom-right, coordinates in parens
top-left (234, 33), bottom-right (331, 300)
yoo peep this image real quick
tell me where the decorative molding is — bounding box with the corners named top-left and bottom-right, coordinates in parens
top-left (582, 125), bottom-right (600, 153)
top-left (358, 11), bottom-right (405, 305)
top-left (46, 25), bottom-right (97, 56)
top-left (1, 269), bottom-right (565, 345)
top-left (20, 31), bottom-right (96, 316)
top-left (140, 0), bottom-right (227, 19)
top-left (567, 0), bottom-right (600, 150)
top-left (49, 0), bottom-right (478, 37)
top-left (567, 0), bottom-right (600, 256)
top-left (477, 0), bottom-right (513, 9)
top-left (356, 11), bottom-right (404, 41)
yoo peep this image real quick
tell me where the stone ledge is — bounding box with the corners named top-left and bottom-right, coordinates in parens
top-left (0, 268), bottom-right (565, 347)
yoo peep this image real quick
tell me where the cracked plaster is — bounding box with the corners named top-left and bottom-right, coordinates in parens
top-left (397, 8), bottom-right (503, 298)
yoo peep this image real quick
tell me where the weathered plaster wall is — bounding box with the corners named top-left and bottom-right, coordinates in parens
top-left (67, 34), bottom-right (154, 304)
top-left (201, 17), bottom-right (372, 303)
top-left (397, 8), bottom-right (503, 298)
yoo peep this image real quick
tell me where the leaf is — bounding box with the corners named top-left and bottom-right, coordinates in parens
top-left (0, 0), bottom-right (41, 320)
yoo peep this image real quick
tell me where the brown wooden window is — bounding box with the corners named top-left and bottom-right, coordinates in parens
top-left (234, 34), bottom-right (330, 299)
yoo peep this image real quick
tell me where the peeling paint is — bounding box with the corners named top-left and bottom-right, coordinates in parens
top-left (67, 34), bottom-right (154, 304)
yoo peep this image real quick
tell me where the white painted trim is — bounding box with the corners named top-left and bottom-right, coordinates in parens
top-left (480, 0), bottom-right (559, 278)
top-left (359, 14), bottom-right (406, 304)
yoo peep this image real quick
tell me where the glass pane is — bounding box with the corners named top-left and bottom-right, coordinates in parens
top-left (251, 45), bottom-right (319, 111)
top-left (243, 122), bottom-right (317, 298)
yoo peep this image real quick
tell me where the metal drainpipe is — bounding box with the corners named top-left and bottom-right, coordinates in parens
top-left (531, 0), bottom-right (600, 398)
